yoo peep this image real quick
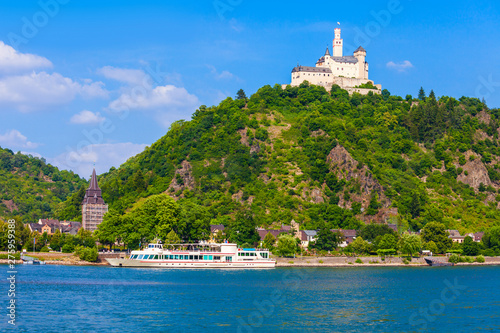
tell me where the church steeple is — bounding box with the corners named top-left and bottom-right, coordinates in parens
top-left (325, 47), bottom-right (331, 57)
top-left (82, 168), bottom-right (105, 205)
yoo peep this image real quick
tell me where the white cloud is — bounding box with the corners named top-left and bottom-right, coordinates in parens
top-left (70, 110), bottom-right (106, 124)
top-left (97, 66), bottom-right (149, 86)
top-left (386, 60), bottom-right (414, 72)
top-left (0, 71), bottom-right (108, 112)
top-left (108, 85), bottom-right (198, 111)
top-left (0, 129), bottom-right (40, 149)
top-left (0, 41), bottom-right (52, 74)
top-left (207, 65), bottom-right (236, 80)
top-left (49, 142), bottom-right (148, 177)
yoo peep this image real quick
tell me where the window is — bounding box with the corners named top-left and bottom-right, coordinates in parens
top-left (189, 255), bottom-right (193, 260)
top-left (214, 256), bottom-right (220, 260)
top-left (153, 255), bottom-right (158, 260)
top-left (174, 255), bottom-right (179, 260)
top-left (209, 255), bottom-right (213, 260)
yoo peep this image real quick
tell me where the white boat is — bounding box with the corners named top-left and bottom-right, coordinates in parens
top-left (105, 242), bottom-right (275, 269)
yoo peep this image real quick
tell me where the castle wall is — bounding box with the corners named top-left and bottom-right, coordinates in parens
top-left (291, 71), bottom-right (333, 86)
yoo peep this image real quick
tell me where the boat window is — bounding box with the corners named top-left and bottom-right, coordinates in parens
top-left (169, 255), bottom-right (173, 260)
top-left (209, 255), bottom-right (213, 260)
top-left (189, 255), bottom-right (193, 260)
top-left (203, 255), bottom-right (208, 260)
top-left (214, 256), bottom-right (220, 260)
top-left (174, 255), bottom-right (179, 260)
top-left (138, 255), bottom-right (144, 260)
top-left (153, 255), bottom-right (158, 260)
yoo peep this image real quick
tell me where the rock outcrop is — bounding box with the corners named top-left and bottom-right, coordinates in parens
top-left (326, 145), bottom-right (390, 211)
top-left (168, 160), bottom-right (195, 194)
top-left (457, 151), bottom-right (491, 190)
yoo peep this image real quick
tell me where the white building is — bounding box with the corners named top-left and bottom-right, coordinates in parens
top-left (285, 28), bottom-right (382, 95)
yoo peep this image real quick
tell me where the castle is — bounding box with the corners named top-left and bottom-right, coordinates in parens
top-left (285, 28), bottom-right (382, 95)
top-left (81, 168), bottom-right (108, 232)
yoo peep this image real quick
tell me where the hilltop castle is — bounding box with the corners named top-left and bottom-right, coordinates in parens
top-left (81, 168), bottom-right (108, 232)
top-left (285, 28), bottom-right (381, 94)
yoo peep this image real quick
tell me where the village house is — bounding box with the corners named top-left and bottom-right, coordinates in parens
top-left (209, 224), bottom-right (226, 243)
top-left (28, 219), bottom-right (81, 235)
top-left (446, 229), bottom-right (484, 243)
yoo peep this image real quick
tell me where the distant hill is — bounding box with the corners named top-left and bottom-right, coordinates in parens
top-left (0, 148), bottom-right (87, 222)
top-left (60, 83), bottom-right (500, 234)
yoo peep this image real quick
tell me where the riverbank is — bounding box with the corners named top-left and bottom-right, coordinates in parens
top-left (3, 252), bottom-right (500, 267)
top-left (274, 255), bottom-right (500, 267)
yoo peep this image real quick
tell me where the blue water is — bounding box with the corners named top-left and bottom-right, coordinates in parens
top-left (1, 265), bottom-right (499, 332)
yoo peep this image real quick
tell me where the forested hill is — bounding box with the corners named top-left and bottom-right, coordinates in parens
top-left (0, 148), bottom-right (87, 222)
top-left (63, 83), bottom-right (500, 235)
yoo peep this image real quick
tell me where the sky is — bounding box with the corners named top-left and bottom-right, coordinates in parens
top-left (0, 0), bottom-right (499, 179)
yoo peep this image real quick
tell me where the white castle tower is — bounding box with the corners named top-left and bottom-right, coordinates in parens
top-left (332, 27), bottom-right (343, 57)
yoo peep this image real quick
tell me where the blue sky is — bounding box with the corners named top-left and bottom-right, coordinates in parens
top-left (0, 0), bottom-right (499, 178)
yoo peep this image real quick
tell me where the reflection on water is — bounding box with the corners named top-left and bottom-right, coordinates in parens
top-left (2, 265), bottom-right (499, 332)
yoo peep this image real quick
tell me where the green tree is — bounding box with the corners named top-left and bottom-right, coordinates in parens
top-left (358, 224), bottom-right (394, 242)
top-left (236, 89), bottom-right (247, 100)
top-left (311, 228), bottom-right (342, 251)
top-left (276, 234), bottom-right (298, 257)
top-left (164, 230), bottom-right (181, 244)
top-left (227, 210), bottom-right (260, 246)
top-left (482, 226), bottom-right (500, 251)
top-left (366, 192), bottom-right (381, 215)
top-left (177, 201), bottom-right (210, 242)
top-left (424, 240), bottom-right (439, 254)
top-left (421, 222), bottom-right (452, 254)
top-left (350, 236), bottom-right (370, 255)
top-left (418, 87), bottom-right (426, 101)
top-left (462, 236), bottom-right (479, 256)
top-left (50, 229), bottom-right (62, 251)
top-left (399, 232), bottom-right (422, 257)
top-left (377, 234), bottom-right (397, 250)
top-left (263, 232), bottom-right (276, 249)
top-left (76, 228), bottom-right (96, 248)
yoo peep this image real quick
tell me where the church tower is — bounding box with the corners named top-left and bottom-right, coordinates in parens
top-left (332, 28), bottom-right (343, 57)
top-left (81, 168), bottom-right (108, 232)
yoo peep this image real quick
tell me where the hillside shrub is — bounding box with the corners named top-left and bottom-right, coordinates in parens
top-left (62, 244), bottom-right (74, 253)
top-left (475, 255), bottom-right (485, 263)
top-left (74, 246), bottom-right (98, 262)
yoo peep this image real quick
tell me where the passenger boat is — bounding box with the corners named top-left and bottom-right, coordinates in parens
top-left (105, 242), bottom-right (275, 269)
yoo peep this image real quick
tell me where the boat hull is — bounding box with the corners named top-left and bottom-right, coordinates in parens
top-left (106, 258), bottom-right (276, 269)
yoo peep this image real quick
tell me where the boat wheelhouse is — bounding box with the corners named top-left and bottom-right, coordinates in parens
top-left (105, 242), bottom-right (275, 269)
